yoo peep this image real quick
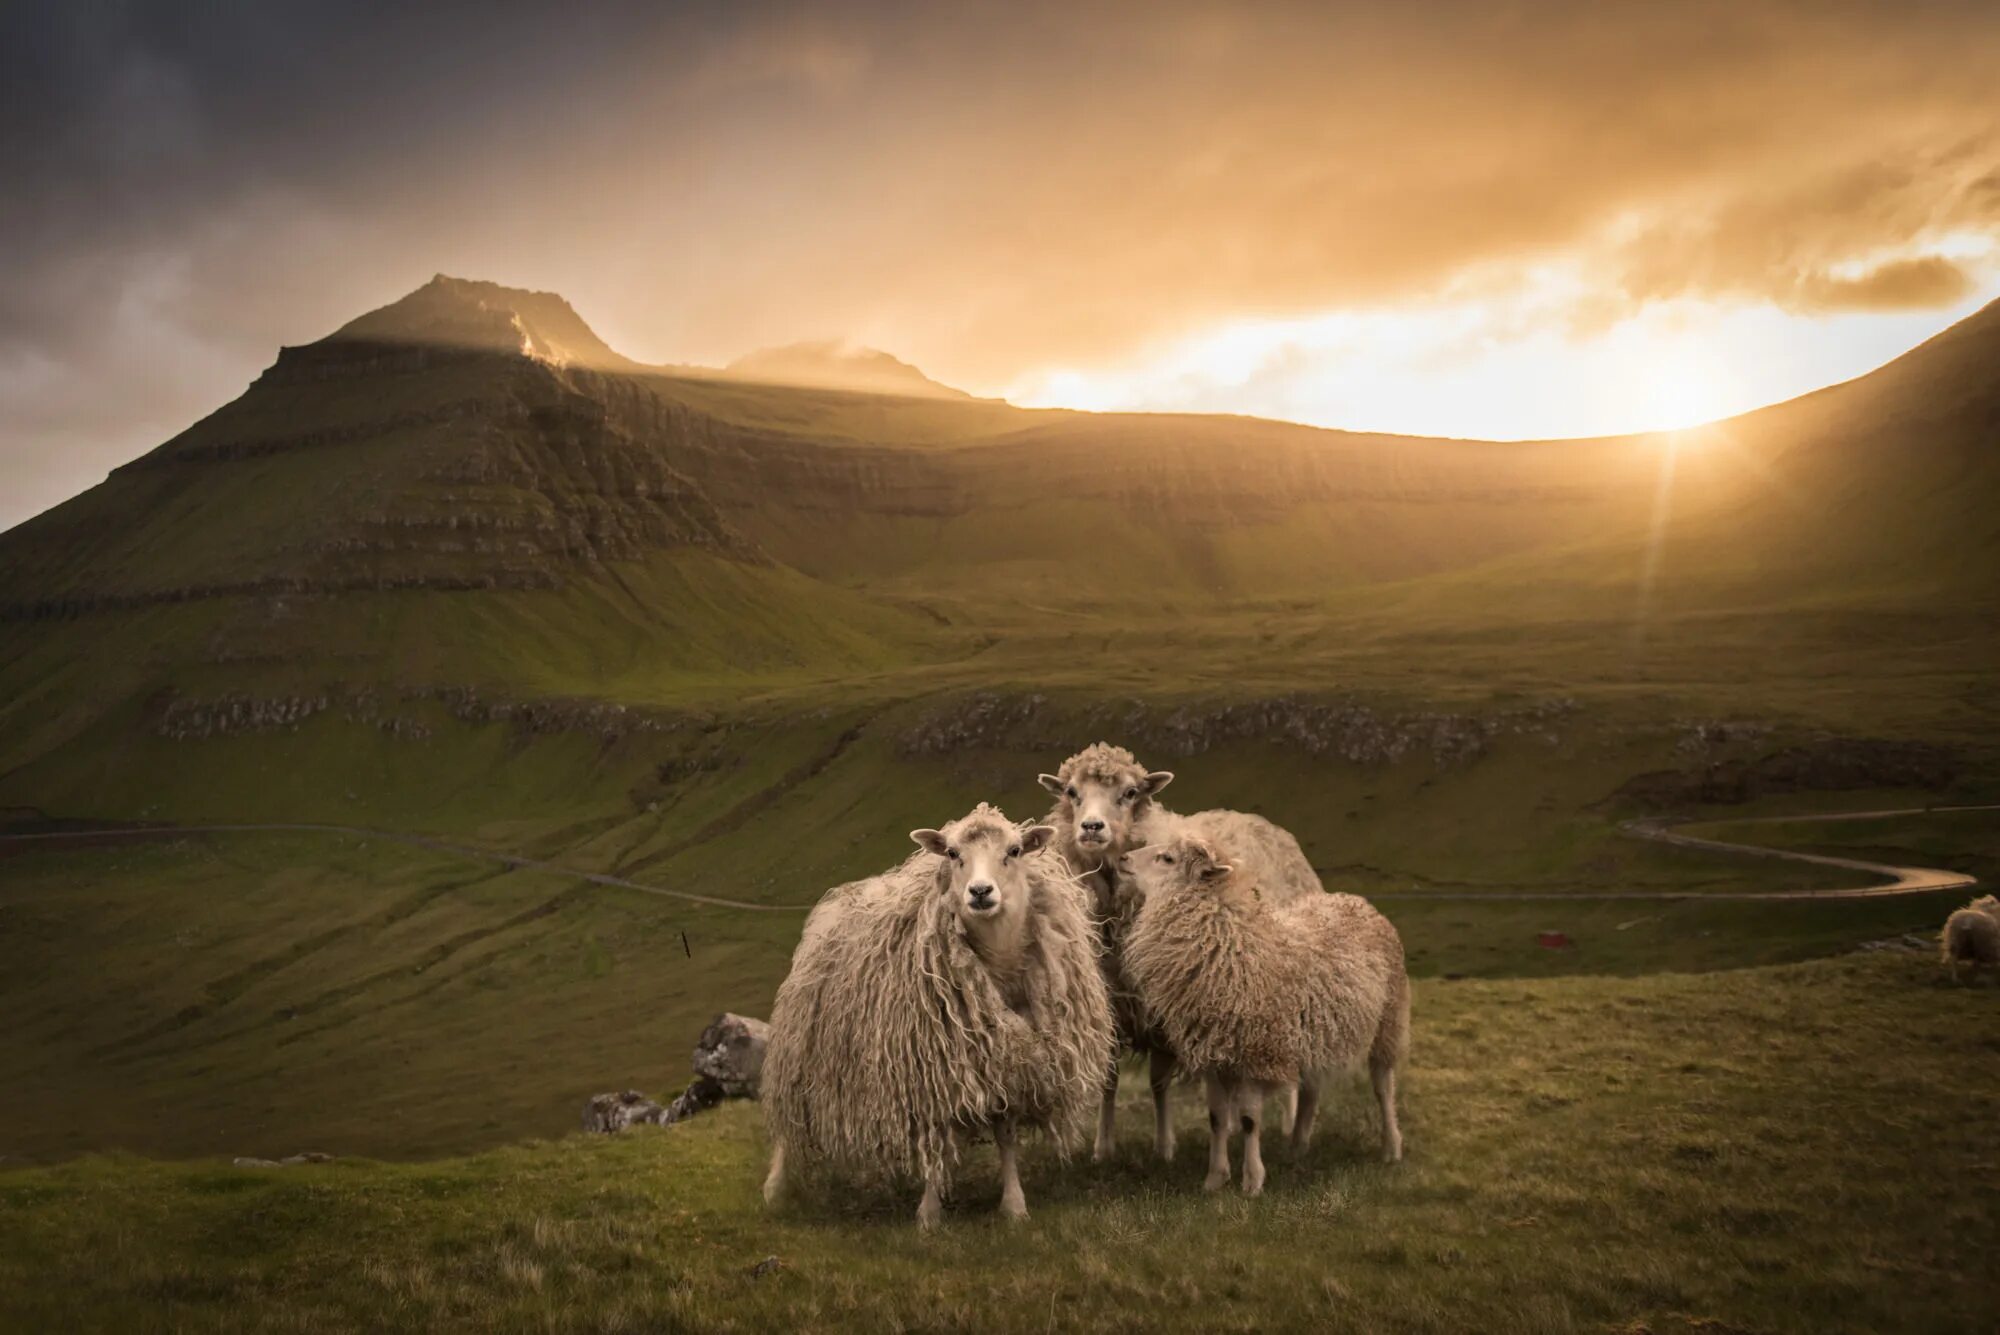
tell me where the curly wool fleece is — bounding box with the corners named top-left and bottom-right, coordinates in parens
top-left (1122, 853), bottom-right (1408, 1086)
top-left (761, 809), bottom-right (1115, 1186)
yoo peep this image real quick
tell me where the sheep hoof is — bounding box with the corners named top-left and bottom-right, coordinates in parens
top-left (1092, 1139), bottom-right (1115, 1163)
top-left (917, 1204), bottom-right (943, 1232)
top-left (1289, 1133), bottom-right (1312, 1156)
top-left (1156, 1135), bottom-right (1176, 1162)
top-left (999, 1197), bottom-right (1029, 1223)
top-left (1382, 1140), bottom-right (1404, 1164)
top-left (1203, 1169), bottom-right (1230, 1193)
top-left (1241, 1178), bottom-right (1264, 1199)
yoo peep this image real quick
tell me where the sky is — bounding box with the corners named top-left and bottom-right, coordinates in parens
top-left (3, 0), bottom-right (1999, 530)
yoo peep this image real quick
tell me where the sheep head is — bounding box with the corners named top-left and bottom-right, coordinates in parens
top-left (911, 802), bottom-right (1056, 930)
top-left (1119, 834), bottom-right (1242, 905)
top-left (1037, 742), bottom-right (1173, 860)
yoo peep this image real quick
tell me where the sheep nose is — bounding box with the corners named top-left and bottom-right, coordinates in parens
top-left (1081, 819), bottom-right (1106, 833)
top-left (968, 882), bottom-right (996, 906)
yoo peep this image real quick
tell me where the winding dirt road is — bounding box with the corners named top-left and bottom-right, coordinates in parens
top-left (1, 804), bottom-right (1989, 908)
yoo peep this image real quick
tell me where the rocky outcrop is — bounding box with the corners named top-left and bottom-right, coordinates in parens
top-left (232, 1152), bottom-right (334, 1167)
top-left (422, 687), bottom-right (687, 742)
top-left (582, 1090), bottom-right (674, 1133)
top-left (691, 1013), bottom-right (768, 1097)
top-left (155, 689), bottom-right (430, 741)
top-left (1614, 737), bottom-right (1957, 809)
top-left (582, 1012), bottom-right (769, 1135)
top-left (159, 694), bottom-right (331, 740)
top-left (150, 684), bottom-right (693, 742)
top-left (896, 691), bottom-right (1580, 768)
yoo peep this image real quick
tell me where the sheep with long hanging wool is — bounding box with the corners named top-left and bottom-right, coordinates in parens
top-left (1036, 742), bottom-right (1319, 1161)
top-left (1121, 832), bottom-right (1409, 1197)
top-left (760, 802), bottom-right (1114, 1229)
top-left (1942, 894), bottom-right (2000, 978)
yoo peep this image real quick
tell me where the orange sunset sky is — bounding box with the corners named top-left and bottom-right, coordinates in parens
top-left (3, 0), bottom-right (1998, 529)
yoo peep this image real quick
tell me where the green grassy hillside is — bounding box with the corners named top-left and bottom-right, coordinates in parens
top-left (3, 950), bottom-right (1994, 1334)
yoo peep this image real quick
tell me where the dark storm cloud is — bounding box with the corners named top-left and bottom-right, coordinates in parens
top-left (4, 0), bottom-right (1999, 528)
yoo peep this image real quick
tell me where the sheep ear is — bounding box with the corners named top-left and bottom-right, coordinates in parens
top-left (910, 829), bottom-right (949, 856)
top-left (1019, 824), bottom-right (1056, 855)
top-left (1199, 862), bottom-right (1234, 882)
top-left (1037, 773), bottom-right (1065, 796)
top-left (1141, 771), bottom-right (1174, 797)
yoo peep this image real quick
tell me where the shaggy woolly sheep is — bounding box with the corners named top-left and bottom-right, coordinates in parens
top-left (760, 803), bottom-right (1114, 1229)
top-left (1037, 742), bottom-right (1319, 1160)
top-left (1942, 894), bottom-right (2000, 979)
top-left (1120, 833), bottom-right (1409, 1196)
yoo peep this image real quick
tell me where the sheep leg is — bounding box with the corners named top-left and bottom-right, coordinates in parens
top-left (917, 1168), bottom-right (946, 1232)
top-left (1149, 1049), bottom-right (1178, 1161)
top-left (995, 1121), bottom-right (1028, 1222)
top-left (1290, 1077), bottom-right (1320, 1155)
top-left (1093, 1060), bottom-right (1120, 1161)
top-left (761, 1138), bottom-right (787, 1206)
top-left (1238, 1089), bottom-right (1267, 1197)
top-left (1278, 1084), bottom-right (1299, 1138)
top-left (1202, 1075), bottom-right (1233, 1192)
top-left (1372, 1059), bottom-right (1403, 1163)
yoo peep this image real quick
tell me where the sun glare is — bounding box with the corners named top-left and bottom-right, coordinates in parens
top-left (1001, 265), bottom-right (2000, 441)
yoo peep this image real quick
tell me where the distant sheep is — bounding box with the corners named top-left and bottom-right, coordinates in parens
top-left (760, 803), bottom-right (1114, 1229)
top-left (1121, 833), bottom-right (1409, 1196)
top-left (1038, 742), bottom-right (1319, 1160)
top-left (1942, 894), bottom-right (2000, 979)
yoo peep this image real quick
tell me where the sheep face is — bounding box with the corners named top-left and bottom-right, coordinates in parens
top-left (912, 805), bottom-right (1056, 928)
top-left (1119, 834), bottom-right (1235, 901)
top-left (1038, 743), bottom-right (1173, 858)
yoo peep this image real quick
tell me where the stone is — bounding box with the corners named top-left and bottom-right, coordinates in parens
top-left (581, 1012), bottom-right (771, 1134)
top-left (581, 1089), bottom-right (670, 1134)
top-left (691, 1012), bottom-right (769, 1098)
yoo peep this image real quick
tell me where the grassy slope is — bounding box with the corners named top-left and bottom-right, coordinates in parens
top-left (1, 811), bottom-right (1986, 1165)
top-left (3, 950), bottom-right (1995, 1334)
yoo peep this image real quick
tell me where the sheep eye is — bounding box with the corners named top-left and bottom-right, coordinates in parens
top-left (1122, 787), bottom-right (1138, 802)
top-left (946, 848), bottom-right (960, 861)
top-left (1007, 846), bottom-right (1022, 859)
top-left (1065, 787), bottom-right (1078, 800)
top-left (1160, 854), bottom-right (1175, 865)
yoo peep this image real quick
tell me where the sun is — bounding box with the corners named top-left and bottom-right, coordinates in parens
top-left (1602, 318), bottom-right (1742, 434)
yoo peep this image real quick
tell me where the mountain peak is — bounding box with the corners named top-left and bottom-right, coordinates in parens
top-left (323, 274), bottom-right (630, 370)
top-left (724, 340), bottom-right (970, 400)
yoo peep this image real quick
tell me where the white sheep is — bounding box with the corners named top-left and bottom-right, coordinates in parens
top-left (1037, 742), bottom-right (1319, 1160)
top-left (1120, 832), bottom-right (1409, 1196)
top-left (760, 803), bottom-right (1114, 1229)
top-left (1942, 894), bottom-right (2000, 979)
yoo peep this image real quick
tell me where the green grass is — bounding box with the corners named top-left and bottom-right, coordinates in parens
top-left (2, 951), bottom-right (1995, 1333)
top-left (3, 806), bottom-right (1987, 1165)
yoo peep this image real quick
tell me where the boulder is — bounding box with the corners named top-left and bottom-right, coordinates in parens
top-left (582, 1089), bottom-right (670, 1134)
top-left (581, 1012), bottom-right (770, 1134)
top-left (691, 1012), bottom-right (769, 1097)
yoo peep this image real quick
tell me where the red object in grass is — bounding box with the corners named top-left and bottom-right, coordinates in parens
top-left (1537, 931), bottom-right (1572, 950)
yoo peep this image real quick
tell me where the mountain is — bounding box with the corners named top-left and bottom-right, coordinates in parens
top-left (0, 277), bottom-right (1995, 837)
top-left (723, 340), bottom-right (972, 399)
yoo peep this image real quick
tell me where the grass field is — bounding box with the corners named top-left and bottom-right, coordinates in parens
top-left (2, 949), bottom-right (1994, 1334)
top-left (1, 808), bottom-right (1987, 1166)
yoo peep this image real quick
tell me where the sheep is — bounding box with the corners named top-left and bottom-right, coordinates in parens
top-left (1119, 832), bottom-right (1409, 1196)
top-left (1942, 894), bottom-right (2000, 979)
top-left (1036, 742), bottom-right (1319, 1160)
top-left (760, 802), bottom-right (1114, 1229)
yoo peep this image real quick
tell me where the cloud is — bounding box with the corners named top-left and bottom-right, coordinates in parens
top-left (1793, 256), bottom-right (1979, 312)
top-left (3, 0), bottom-right (2000, 528)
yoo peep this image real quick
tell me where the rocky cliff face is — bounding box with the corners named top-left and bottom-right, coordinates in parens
top-left (896, 691), bottom-right (1582, 768)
